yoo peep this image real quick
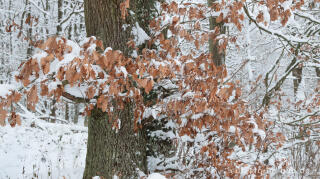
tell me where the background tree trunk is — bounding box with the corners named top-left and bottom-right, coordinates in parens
top-left (208, 0), bottom-right (225, 67)
top-left (73, 103), bottom-right (79, 124)
top-left (21, 0), bottom-right (33, 58)
top-left (56, 0), bottom-right (63, 35)
top-left (83, 0), bottom-right (151, 178)
top-left (292, 66), bottom-right (302, 95)
top-left (316, 66), bottom-right (320, 86)
top-left (50, 99), bottom-right (56, 123)
top-left (64, 102), bottom-right (69, 122)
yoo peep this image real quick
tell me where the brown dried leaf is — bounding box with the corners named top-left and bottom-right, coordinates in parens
top-left (256, 12), bottom-right (264, 23)
top-left (16, 115), bottom-right (21, 126)
top-left (120, 0), bottom-right (130, 19)
top-left (86, 86), bottom-right (96, 99)
top-left (137, 78), bottom-right (148, 88)
top-left (216, 13), bottom-right (224, 23)
top-left (27, 85), bottom-right (39, 111)
top-left (96, 40), bottom-right (104, 50)
top-left (100, 97), bottom-right (109, 112)
top-left (0, 107), bottom-right (7, 126)
top-left (13, 92), bottom-right (22, 103)
top-left (41, 54), bottom-right (54, 74)
top-left (145, 79), bottom-right (154, 94)
top-left (57, 67), bottom-right (65, 81)
top-left (40, 83), bottom-right (49, 96)
top-left (25, 15), bottom-right (31, 25)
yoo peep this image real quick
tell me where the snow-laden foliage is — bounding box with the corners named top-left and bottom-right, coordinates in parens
top-left (0, 0), bottom-right (319, 178)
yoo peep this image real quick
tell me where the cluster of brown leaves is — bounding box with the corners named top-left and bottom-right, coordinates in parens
top-left (0, 91), bottom-right (21, 126)
top-left (12, 35), bottom-right (176, 131)
top-left (6, 14), bottom-right (40, 44)
top-left (3, 0), bottom-right (319, 177)
top-left (120, 0), bottom-right (130, 20)
top-left (215, 1), bottom-right (244, 30)
top-left (258, 0), bottom-right (293, 26)
top-left (145, 0), bottom-right (313, 177)
top-left (163, 55), bottom-right (275, 177)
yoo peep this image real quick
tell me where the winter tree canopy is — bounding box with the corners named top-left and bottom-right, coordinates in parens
top-left (0, 0), bottom-right (319, 178)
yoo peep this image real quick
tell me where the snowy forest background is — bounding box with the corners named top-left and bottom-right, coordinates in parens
top-left (1, 0), bottom-right (88, 178)
top-left (0, 0), bottom-right (319, 178)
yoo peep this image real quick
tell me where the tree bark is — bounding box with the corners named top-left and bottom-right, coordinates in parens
top-left (23, 0), bottom-right (33, 58)
top-left (316, 66), bottom-right (320, 87)
top-left (208, 0), bottom-right (225, 67)
top-left (84, 0), bottom-right (132, 55)
top-left (65, 102), bottom-right (69, 122)
top-left (83, 104), bottom-right (147, 178)
top-left (56, 0), bottom-right (63, 35)
top-left (292, 66), bottom-right (302, 95)
top-left (73, 103), bottom-right (79, 124)
top-left (83, 0), bottom-right (150, 178)
top-left (50, 99), bottom-right (56, 123)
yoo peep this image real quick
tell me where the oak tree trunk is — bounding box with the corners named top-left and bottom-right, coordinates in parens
top-left (83, 0), bottom-right (152, 178)
top-left (83, 104), bottom-right (147, 178)
top-left (84, 0), bottom-right (132, 55)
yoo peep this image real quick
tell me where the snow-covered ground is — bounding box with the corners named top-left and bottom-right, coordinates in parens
top-left (0, 111), bottom-right (167, 179)
top-left (0, 117), bottom-right (87, 179)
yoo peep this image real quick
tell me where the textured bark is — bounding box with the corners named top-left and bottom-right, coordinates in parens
top-left (208, 0), bottom-right (225, 67)
top-left (73, 103), bottom-right (79, 124)
top-left (131, 0), bottom-right (156, 35)
top-left (56, 0), bottom-right (63, 35)
top-left (25, 0), bottom-right (33, 58)
top-left (292, 66), bottom-right (302, 95)
top-left (84, 0), bottom-right (132, 55)
top-left (83, 0), bottom-right (150, 178)
top-left (315, 65), bottom-right (320, 87)
top-left (64, 102), bottom-right (69, 122)
top-left (50, 99), bottom-right (56, 123)
top-left (83, 104), bottom-right (147, 179)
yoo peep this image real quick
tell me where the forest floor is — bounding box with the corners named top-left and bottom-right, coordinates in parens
top-left (0, 112), bottom-right (87, 179)
top-left (0, 110), bottom-right (165, 179)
